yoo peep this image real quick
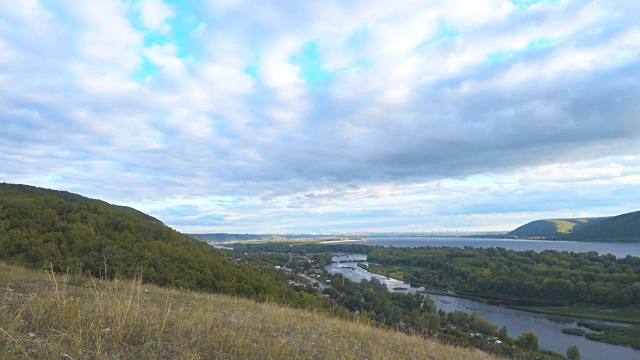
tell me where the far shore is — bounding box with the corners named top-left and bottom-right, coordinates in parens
top-left (318, 238), bottom-right (369, 244)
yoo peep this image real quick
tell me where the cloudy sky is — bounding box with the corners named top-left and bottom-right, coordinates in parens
top-left (2, 0), bottom-right (640, 234)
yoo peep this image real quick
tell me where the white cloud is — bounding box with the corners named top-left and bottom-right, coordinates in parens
top-left (167, 109), bottom-right (213, 138)
top-left (137, 0), bottom-right (174, 31)
top-left (258, 39), bottom-right (305, 97)
top-left (144, 43), bottom-right (186, 77)
top-left (443, 0), bottom-right (514, 29)
top-left (67, 1), bottom-right (142, 69)
top-left (517, 156), bottom-right (640, 185)
top-left (2, 0), bottom-right (640, 233)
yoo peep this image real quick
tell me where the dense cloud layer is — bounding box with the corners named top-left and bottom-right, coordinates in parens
top-left (1, 0), bottom-right (639, 232)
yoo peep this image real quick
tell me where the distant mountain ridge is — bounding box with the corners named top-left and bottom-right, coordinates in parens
top-left (509, 217), bottom-right (607, 237)
top-left (509, 210), bottom-right (640, 242)
top-left (566, 210), bottom-right (640, 242)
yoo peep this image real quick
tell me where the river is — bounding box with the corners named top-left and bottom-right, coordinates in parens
top-left (326, 236), bottom-right (640, 258)
top-left (326, 252), bottom-right (640, 360)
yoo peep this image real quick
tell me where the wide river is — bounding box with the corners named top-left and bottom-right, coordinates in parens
top-left (324, 237), bottom-right (640, 360)
top-left (326, 236), bottom-right (640, 258)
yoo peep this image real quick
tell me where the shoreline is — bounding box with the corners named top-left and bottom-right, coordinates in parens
top-left (357, 259), bottom-right (640, 326)
top-left (318, 239), bottom-right (369, 244)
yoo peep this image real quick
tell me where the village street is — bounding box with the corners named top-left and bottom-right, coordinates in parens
top-left (299, 274), bottom-right (328, 292)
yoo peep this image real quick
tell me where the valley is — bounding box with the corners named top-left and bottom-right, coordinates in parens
top-left (2, 183), bottom-right (640, 359)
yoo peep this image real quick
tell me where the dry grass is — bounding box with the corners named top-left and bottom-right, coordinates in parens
top-left (0, 262), bottom-right (500, 359)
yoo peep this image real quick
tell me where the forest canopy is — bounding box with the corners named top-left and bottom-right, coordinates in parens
top-left (0, 183), bottom-right (281, 300)
top-left (366, 246), bottom-right (640, 307)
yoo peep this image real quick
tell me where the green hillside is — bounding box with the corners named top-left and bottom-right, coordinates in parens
top-left (0, 183), bottom-right (510, 358)
top-left (508, 217), bottom-right (606, 238)
top-left (0, 183), bottom-right (576, 358)
top-left (1, 183), bottom-right (162, 223)
top-left (566, 210), bottom-right (640, 242)
top-left (0, 183), bottom-right (275, 298)
top-left (508, 210), bottom-right (640, 242)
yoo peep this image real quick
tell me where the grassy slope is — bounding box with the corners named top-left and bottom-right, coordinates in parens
top-left (508, 217), bottom-right (606, 238)
top-left (0, 262), bottom-right (497, 360)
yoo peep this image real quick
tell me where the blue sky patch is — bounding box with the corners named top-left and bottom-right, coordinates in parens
top-left (437, 19), bottom-right (461, 39)
top-left (528, 37), bottom-right (555, 49)
top-left (131, 56), bottom-right (161, 82)
top-left (510, 0), bottom-right (560, 9)
top-left (348, 23), bottom-right (371, 47)
top-left (244, 50), bottom-right (261, 80)
top-left (165, 13), bottom-right (199, 59)
top-left (417, 19), bottom-right (461, 50)
top-left (486, 50), bottom-right (519, 63)
top-left (290, 42), bottom-right (333, 82)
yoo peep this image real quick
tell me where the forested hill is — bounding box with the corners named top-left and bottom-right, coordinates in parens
top-left (565, 210), bottom-right (640, 242)
top-left (0, 183), bottom-right (270, 298)
top-left (1, 183), bottom-right (163, 224)
top-left (508, 210), bottom-right (640, 242)
top-left (508, 217), bottom-right (606, 238)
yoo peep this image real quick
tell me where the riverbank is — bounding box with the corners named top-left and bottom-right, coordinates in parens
top-left (318, 238), bottom-right (370, 244)
top-left (328, 258), bottom-right (640, 359)
top-left (459, 297), bottom-right (640, 350)
top-left (366, 262), bottom-right (640, 325)
top-left (452, 293), bottom-right (640, 325)
top-left (510, 305), bottom-right (640, 325)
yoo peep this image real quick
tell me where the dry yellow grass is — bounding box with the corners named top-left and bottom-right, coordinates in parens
top-left (0, 262), bottom-right (500, 359)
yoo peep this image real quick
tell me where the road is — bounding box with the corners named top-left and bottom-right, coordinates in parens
top-left (299, 274), bottom-right (328, 292)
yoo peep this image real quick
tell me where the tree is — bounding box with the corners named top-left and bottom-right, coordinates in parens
top-left (517, 332), bottom-right (539, 351)
top-left (498, 325), bottom-right (508, 340)
top-left (566, 345), bottom-right (581, 360)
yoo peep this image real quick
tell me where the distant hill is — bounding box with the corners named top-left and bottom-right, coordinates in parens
top-left (508, 217), bottom-right (607, 238)
top-left (565, 210), bottom-right (640, 242)
top-left (509, 210), bottom-right (640, 242)
top-left (0, 183), bottom-right (270, 297)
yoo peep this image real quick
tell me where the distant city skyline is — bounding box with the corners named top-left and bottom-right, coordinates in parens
top-left (2, 0), bottom-right (639, 233)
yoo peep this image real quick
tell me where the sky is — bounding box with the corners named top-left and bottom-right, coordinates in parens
top-left (1, 0), bottom-right (640, 234)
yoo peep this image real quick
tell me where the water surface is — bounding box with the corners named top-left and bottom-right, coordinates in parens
top-left (327, 253), bottom-right (640, 360)
top-left (329, 236), bottom-right (640, 258)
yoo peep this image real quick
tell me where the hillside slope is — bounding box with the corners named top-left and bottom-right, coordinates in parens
top-left (508, 217), bottom-right (606, 238)
top-left (1, 183), bottom-right (163, 223)
top-left (566, 210), bottom-right (640, 242)
top-left (0, 183), bottom-right (270, 298)
top-left (0, 262), bottom-right (498, 360)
